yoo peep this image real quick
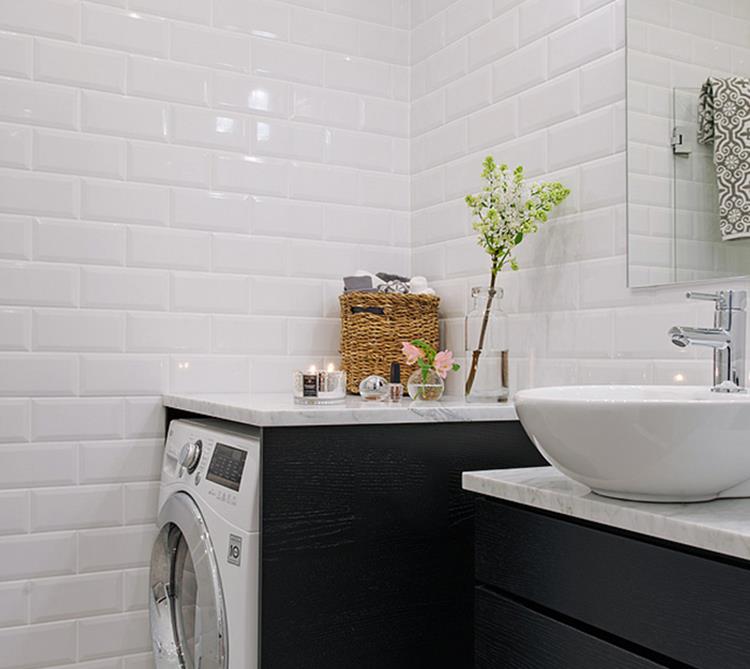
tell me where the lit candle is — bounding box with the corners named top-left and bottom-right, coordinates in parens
top-left (293, 364), bottom-right (347, 404)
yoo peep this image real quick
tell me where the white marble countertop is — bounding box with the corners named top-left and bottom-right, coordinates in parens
top-left (463, 467), bottom-right (750, 562)
top-left (163, 393), bottom-right (518, 427)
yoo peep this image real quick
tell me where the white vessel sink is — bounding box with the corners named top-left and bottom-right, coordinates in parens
top-left (514, 385), bottom-right (750, 503)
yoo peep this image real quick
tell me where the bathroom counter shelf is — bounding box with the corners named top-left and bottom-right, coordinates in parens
top-left (463, 466), bottom-right (750, 561)
top-left (162, 392), bottom-right (540, 668)
top-left (163, 392), bottom-right (517, 427)
top-left (465, 466), bottom-right (750, 668)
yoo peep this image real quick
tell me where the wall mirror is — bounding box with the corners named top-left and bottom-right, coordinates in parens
top-left (627, 0), bottom-right (750, 287)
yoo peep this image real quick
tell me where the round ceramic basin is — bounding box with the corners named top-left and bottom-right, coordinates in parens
top-left (514, 385), bottom-right (750, 502)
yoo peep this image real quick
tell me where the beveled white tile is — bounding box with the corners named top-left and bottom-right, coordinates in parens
top-left (291, 85), bottom-right (359, 128)
top-left (0, 30), bottom-right (32, 78)
top-left (328, 129), bottom-right (392, 171)
top-left (169, 355), bottom-right (250, 393)
top-left (251, 196), bottom-right (324, 239)
top-left (35, 39), bottom-right (126, 93)
top-left (34, 130), bottom-right (126, 180)
top-left (29, 572), bottom-right (123, 622)
top-left (128, 57), bottom-right (209, 105)
top-left (172, 189), bottom-right (250, 234)
top-left (127, 226), bottom-right (210, 271)
top-left (171, 23), bottom-right (250, 72)
top-left (519, 0), bottom-right (578, 45)
top-left (0, 400), bottom-right (29, 442)
top-left (81, 179), bottom-right (169, 226)
top-left (212, 73), bottom-right (289, 117)
top-left (212, 315), bottom-right (287, 354)
top-left (79, 439), bottom-right (162, 483)
top-left (79, 612), bottom-right (151, 660)
top-left (130, 0), bottom-right (211, 23)
top-left (171, 272), bottom-right (249, 314)
top-left (214, 0), bottom-right (289, 39)
top-left (252, 39), bottom-right (324, 85)
top-left (469, 11), bottom-right (517, 69)
top-left (124, 483), bottom-right (159, 525)
top-left (212, 154), bottom-right (289, 196)
top-left (124, 398), bottom-right (164, 438)
top-left (326, 53), bottom-right (391, 97)
top-left (290, 164), bottom-right (358, 204)
top-left (31, 485), bottom-right (123, 531)
top-left (360, 97), bottom-right (408, 137)
top-left (359, 22), bottom-right (409, 65)
top-left (250, 277), bottom-right (324, 316)
top-left (126, 313), bottom-right (209, 353)
top-left (80, 267), bottom-right (169, 310)
top-left (0, 308), bottom-right (30, 351)
top-left (0, 262), bottom-right (78, 307)
top-left (0, 77), bottom-right (77, 129)
top-left (0, 124), bottom-right (31, 169)
top-left (128, 142), bottom-right (209, 188)
top-left (252, 119), bottom-right (326, 161)
top-left (0, 443), bottom-right (76, 489)
top-left (80, 355), bottom-right (168, 396)
top-left (0, 0), bottom-right (79, 41)
top-left (172, 106), bottom-right (249, 152)
top-left (291, 8), bottom-right (357, 54)
top-left (31, 398), bottom-right (124, 441)
top-left (78, 526), bottom-right (157, 571)
top-left (33, 309), bottom-right (124, 352)
top-left (82, 91), bottom-right (168, 141)
top-left (82, 4), bottom-right (168, 56)
top-left (212, 234), bottom-right (289, 276)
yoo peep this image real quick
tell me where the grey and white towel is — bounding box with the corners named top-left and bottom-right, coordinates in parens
top-left (697, 77), bottom-right (750, 240)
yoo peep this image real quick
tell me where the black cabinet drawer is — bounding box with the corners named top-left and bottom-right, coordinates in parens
top-left (476, 586), bottom-right (665, 669)
top-left (476, 497), bottom-right (750, 669)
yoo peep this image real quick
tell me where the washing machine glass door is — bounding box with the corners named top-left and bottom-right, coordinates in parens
top-left (150, 492), bottom-right (227, 669)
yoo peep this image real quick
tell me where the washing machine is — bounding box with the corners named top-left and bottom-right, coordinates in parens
top-left (149, 418), bottom-right (260, 669)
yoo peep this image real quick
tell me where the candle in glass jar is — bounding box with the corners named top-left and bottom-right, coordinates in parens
top-left (293, 364), bottom-right (346, 404)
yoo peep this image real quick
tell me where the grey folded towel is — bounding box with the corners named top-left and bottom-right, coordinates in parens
top-left (697, 77), bottom-right (750, 240)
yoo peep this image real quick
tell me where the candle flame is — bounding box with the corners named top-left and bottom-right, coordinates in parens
top-left (327, 363), bottom-right (335, 373)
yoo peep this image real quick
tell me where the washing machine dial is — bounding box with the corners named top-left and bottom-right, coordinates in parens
top-left (178, 439), bottom-right (202, 474)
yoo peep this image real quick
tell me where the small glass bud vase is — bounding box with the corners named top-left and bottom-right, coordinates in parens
top-left (407, 368), bottom-right (445, 401)
top-left (464, 286), bottom-right (509, 403)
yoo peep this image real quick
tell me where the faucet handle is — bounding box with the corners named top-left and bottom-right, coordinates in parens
top-left (686, 291), bottom-right (721, 302)
top-left (686, 290), bottom-right (746, 310)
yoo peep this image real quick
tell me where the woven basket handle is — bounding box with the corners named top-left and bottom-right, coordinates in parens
top-left (350, 306), bottom-right (385, 316)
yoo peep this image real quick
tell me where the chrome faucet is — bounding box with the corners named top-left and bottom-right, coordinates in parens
top-left (669, 290), bottom-right (747, 392)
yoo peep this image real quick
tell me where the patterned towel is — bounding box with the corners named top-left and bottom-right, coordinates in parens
top-left (697, 77), bottom-right (750, 240)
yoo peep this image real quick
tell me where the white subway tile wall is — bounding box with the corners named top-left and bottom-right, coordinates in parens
top-left (409, 0), bottom-right (743, 398)
top-left (0, 1), bottom-right (408, 666)
top-left (2, 1), bottom-right (748, 665)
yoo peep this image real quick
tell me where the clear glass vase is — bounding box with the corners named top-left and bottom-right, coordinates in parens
top-left (464, 286), bottom-right (509, 403)
top-left (407, 368), bottom-right (445, 401)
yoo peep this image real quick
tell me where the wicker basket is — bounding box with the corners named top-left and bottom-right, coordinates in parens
top-left (339, 292), bottom-right (440, 394)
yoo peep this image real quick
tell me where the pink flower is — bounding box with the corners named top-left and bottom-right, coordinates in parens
top-left (433, 350), bottom-right (455, 379)
top-left (402, 341), bottom-right (424, 365)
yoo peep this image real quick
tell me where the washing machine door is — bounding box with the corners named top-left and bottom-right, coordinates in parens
top-left (149, 492), bottom-right (228, 669)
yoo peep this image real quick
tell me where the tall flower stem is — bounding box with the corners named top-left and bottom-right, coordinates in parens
top-left (464, 271), bottom-right (497, 396)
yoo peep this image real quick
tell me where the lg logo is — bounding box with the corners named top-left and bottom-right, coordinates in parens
top-left (228, 535), bottom-right (242, 566)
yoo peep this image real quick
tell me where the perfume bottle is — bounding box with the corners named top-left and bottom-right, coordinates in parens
top-left (385, 362), bottom-right (403, 403)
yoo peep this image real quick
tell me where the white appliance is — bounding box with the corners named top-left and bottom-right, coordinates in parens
top-left (150, 419), bottom-right (260, 669)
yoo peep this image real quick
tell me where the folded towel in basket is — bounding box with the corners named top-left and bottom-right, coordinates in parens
top-left (697, 76), bottom-right (750, 240)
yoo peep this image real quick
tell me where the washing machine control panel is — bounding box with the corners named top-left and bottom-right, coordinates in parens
top-left (164, 419), bottom-right (260, 532)
top-left (206, 442), bottom-right (247, 492)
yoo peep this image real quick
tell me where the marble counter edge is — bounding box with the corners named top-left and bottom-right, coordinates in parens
top-left (163, 394), bottom-right (519, 427)
top-left (463, 467), bottom-right (750, 563)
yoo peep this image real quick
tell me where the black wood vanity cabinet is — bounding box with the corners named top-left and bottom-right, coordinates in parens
top-left (472, 495), bottom-right (750, 669)
top-left (166, 404), bottom-right (544, 669)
